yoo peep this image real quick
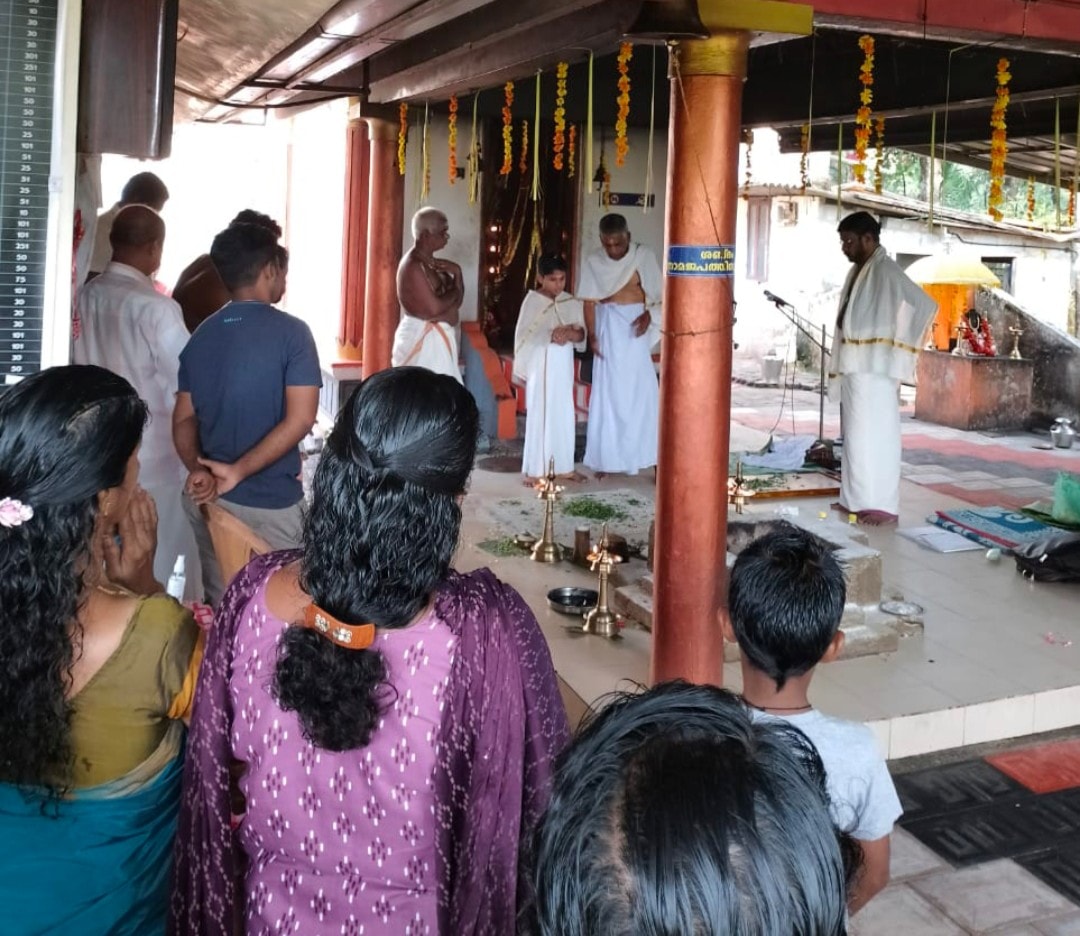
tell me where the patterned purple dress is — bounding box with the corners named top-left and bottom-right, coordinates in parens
top-left (233, 573), bottom-right (454, 934)
top-left (170, 551), bottom-right (570, 936)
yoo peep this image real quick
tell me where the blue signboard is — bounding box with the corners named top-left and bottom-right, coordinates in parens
top-left (666, 244), bottom-right (736, 277)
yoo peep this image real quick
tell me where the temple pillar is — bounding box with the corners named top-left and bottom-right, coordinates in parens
top-left (338, 109), bottom-right (369, 361)
top-left (651, 31), bottom-right (749, 686)
top-left (361, 110), bottom-right (405, 378)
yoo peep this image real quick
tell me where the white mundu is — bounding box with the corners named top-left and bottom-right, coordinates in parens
top-left (391, 315), bottom-right (462, 382)
top-left (577, 242), bottom-right (663, 474)
top-left (513, 290), bottom-right (586, 477)
top-left (73, 261), bottom-right (202, 598)
top-left (828, 245), bottom-right (937, 514)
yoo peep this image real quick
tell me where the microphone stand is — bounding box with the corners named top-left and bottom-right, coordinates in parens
top-left (764, 295), bottom-right (831, 446)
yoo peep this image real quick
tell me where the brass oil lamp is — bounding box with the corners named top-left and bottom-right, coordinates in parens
top-left (531, 457), bottom-right (564, 563)
top-left (727, 458), bottom-right (755, 515)
top-left (582, 523), bottom-right (622, 639)
top-left (1008, 326), bottom-right (1024, 360)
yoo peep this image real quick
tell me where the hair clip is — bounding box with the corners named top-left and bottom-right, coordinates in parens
top-left (0, 497), bottom-right (34, 528)
top-left (302, 603), bottom-right (375, 651)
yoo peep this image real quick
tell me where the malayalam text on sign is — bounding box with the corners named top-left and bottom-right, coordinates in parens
top-left (666, 245), bottom-right (736, 277)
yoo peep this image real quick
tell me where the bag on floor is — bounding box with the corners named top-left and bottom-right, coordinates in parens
top-left (1013, 532), bottom-right (1080, 582)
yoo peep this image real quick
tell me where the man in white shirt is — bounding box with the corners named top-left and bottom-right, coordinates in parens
top-left (74, 204), bottom-right (201, 599)
top-left (87, 172), bottom-right (169, 280)
top-left (577, 213), bottom-right (663, 477)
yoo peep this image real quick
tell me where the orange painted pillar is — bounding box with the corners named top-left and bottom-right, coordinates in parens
top-left (338, 113), bottom-right (369, 361)
top-left (651, 32), bottom-right (749, 686)
top-left (361, 112), bottom-right (405, 378)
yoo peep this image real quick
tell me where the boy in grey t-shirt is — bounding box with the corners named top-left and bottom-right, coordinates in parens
top-left (721, 525), bottom-right (902, 915)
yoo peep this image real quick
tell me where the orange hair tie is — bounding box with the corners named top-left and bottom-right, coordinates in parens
top-left (302, 604), bottom-right (376, 651)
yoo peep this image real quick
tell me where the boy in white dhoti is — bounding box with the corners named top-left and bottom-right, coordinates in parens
top-left (577, 213), bottom-right (663, 478)
top-left (513, 254), bottom-right (587, 484)
top-left (392, 207), bottom-right (464, 381)
top-left (828, 212), bottom-right (937, 525)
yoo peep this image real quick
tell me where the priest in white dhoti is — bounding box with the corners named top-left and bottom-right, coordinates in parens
top-left (513, 254), bottom-right (587, 483)
top-left (828, 211), bottom-right (937, 525)
top-left (74, 205), bottom-right (202, 598)
top-left (392, 207), bottom-right (463, 381)
top-left (577, 213), bottom-right (663, 477)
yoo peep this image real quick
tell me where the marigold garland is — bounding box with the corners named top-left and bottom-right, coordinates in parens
top-left (568, 124), bottom-right (577, 178)
top-left (553, 61), bottom-right (568, 171)
top-left (1027, 175), bottom-right (1036, 222)
top-left (799, 124), bottom-right (810, 192)
top-left (853, 35), bottom-right (875, 185)
top-left (500, 81), bottom-right (514, 176)
top-left (615, 42), bottom-right (633, 167)
top-left (447, 95), bottom-right (458, 185)
top-left (988, 57), bottom-right (1011, 222)
top-left (873, 116), bottom-right (886, 194)
top-left (520, 119), bottom-right (528, 175)
top-left (397, 102), bottom-right (408, 176)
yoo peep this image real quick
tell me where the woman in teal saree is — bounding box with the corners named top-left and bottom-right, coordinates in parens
top-left (0, 366), bottom-right (201, 935)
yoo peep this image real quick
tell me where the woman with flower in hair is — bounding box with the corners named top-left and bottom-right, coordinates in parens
top-left (171, 366), bottom-right (569, 935)
top-left (0, 364), bottom-right (202, 933)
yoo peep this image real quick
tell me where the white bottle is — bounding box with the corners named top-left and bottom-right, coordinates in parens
top-left (166, 555), bottom-right (186, 601)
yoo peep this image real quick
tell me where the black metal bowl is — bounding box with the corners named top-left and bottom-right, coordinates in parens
top-left (547, 586), bottom-right (599, 616)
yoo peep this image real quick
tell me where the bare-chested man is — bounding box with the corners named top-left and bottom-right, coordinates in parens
top-left (576, 213), bottom-right (663, 477)
top-left (391, 207), bottom-right (464, 381)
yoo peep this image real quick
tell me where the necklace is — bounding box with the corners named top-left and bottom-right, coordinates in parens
top-left (93, 581), bottom-right (135, 598)
top-left (744, 699), bottom-right (813, 713)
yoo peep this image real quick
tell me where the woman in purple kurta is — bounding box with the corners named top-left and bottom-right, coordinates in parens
top-left (170, 368), bottom-right (570, 935)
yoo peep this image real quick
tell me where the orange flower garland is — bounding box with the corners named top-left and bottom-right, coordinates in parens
top-left (568, 125), bottom-right (577, 178)
top-left (500, 81), bottom-right (514, 176)
top-left (553, 62), bottom-right (568, 171)
top-left (800, 124), bottom-right (810, 192)
top-left (520, 119), bottom-right (528, 175)
top-left (447, 95), bottom-right (458, 185)
top-left (853, 35), bottom-right (875, 185)
top-left (874, 116), bottom-right (886, 194)
top-left (988, 58), bottom-right (1011, 222)
top-left (1069, 185), bottom-right (1077, 227)
top-left (615, 42), bottom-right (632, 167)
top-left (1027, 175), bottom-right (1036, 222)
top-left (397, 102), bottom-right (408, 176)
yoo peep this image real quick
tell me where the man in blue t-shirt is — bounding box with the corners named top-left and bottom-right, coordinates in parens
top-left (173, 222), bottom-right (321, 603)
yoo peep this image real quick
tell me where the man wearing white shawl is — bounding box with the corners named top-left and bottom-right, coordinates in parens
top-left (577, 213), bottom-right (663, 476)
top-left (513, 254), bottom-right (586, 482)
top-left (827, 212), bottom-right (937, 525)
top-left (392, 207), bottom-right (464, 381)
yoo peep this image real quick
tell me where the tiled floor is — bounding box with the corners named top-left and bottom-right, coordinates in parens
top-left (850, 737), bottom-right (1080, 933)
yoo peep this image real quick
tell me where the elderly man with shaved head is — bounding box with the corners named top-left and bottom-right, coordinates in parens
top-left (391, 206), bottom-right (464, 381)
top-left (74, 204), bottom-right (201, 600)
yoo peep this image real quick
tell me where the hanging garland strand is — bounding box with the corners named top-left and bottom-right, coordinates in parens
top-left (742, 129), bottom-right (754, 196)
top-left (553, 62), bottom-right (568, 171)
top-left (467, 93), bottom-right (480, 204)
top-left (988, 57), bottom-right (1011, 222)
top-left (873, 116), bottom-right (886, 194)
top-left (520, 119), bottom-right (529, 175)
top-left (799, 123), bottom-right (810, 192)
top-left (853, 35), bottom-right (875, 186)
top-left (1027, 175), bottom-right (1036, 222)
top-left (448, 95), bottom-right (458, 186)
top-left (421, 101), bottom-right (431, 199)
top-left (568, 124), bottom-right (577, 179)
top-left (397, 102), bottom-right (408, 175)
top-left (615, 42), bottom-right (633, 167)
top-left (501, 81), bottom-right (515, 176)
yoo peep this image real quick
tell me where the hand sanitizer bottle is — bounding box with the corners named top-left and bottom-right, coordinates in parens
top-left (166, 555), bottom-right (186, 601)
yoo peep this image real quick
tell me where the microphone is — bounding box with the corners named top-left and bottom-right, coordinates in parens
top-left (763, 290), bottom-right (794, 308)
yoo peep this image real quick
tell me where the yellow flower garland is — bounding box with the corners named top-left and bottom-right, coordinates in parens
top-left (397, 102), bottom-right (408, 176)
top-left (1069, 186), bottom-right (1077, 228)
top-left (873, 116), bottom-right (886, 194)
top-left (553, 62), bottom-right (568, 171)
top-left (988, 58), bottom-right (1011, 222)
top-left (615, 42), bottom-right (633, 167)
top-left (568, 124), bottom-right (577, 178)
top-left (853, 35), bottom-right (875, 186)
top-left (1026, 175), bottom-right (1036, 222)
top-left (501, 82), bottom-right (514, 176)
top-left (520, 119), bottom-right (528, 175)
top-left (448, 95), bottom-right (458, 186)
